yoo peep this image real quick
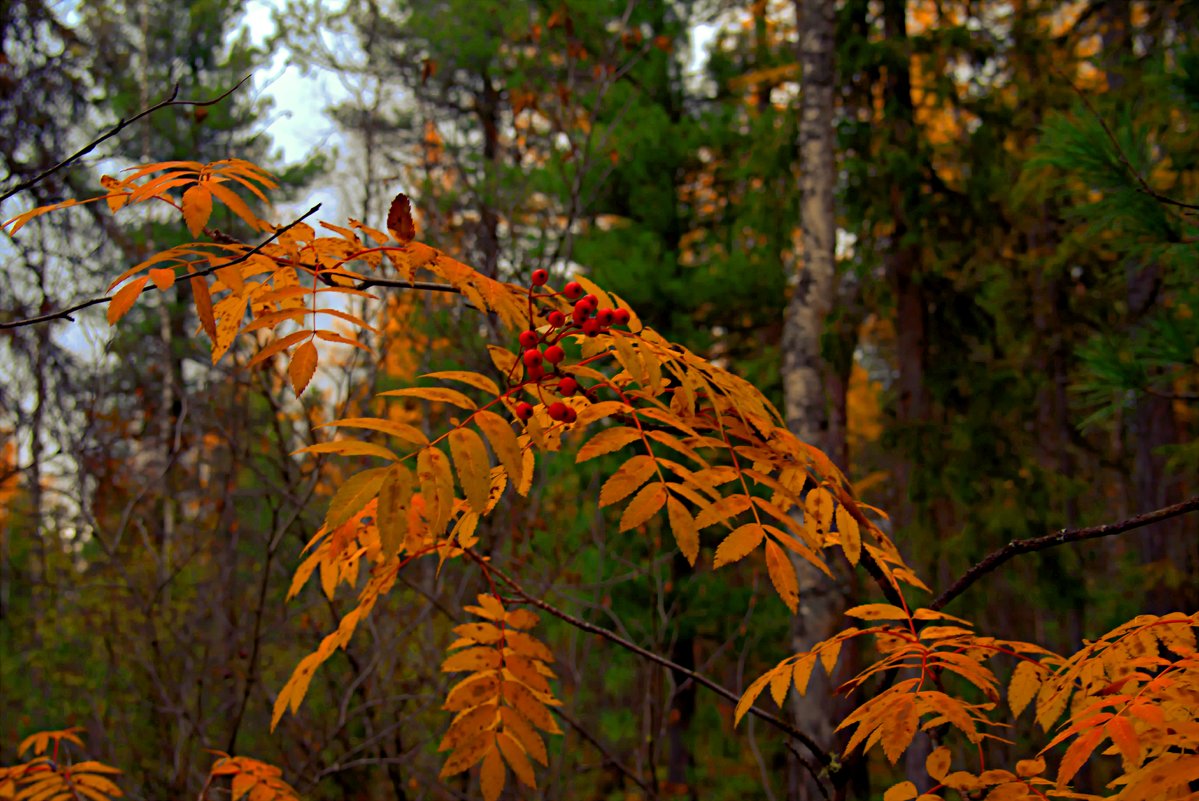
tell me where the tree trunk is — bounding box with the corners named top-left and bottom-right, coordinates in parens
top-left (783, 2), bottom-right (845, 799)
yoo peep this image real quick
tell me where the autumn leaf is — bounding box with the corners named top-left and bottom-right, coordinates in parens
top-left (182, 183), bottom-right (213, 236)
top-left (288, 340), bottom-right (318, 395)
top-left (387, 193), bottom-right (416, 243)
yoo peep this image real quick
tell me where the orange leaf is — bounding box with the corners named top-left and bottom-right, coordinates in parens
top-left (107, 276), bottom-right (149, 325)
top-left (598, 455), bottom-right (657, 508)
top-left (619, 481), bottom-right (667, 531)
top-left (764, 539), bottom-right (799, 613)
top-left (449, 428), bottom-right (492, 514)
top-left (182, 184), bottom-right (213, 236)
top-left (836, 504), bottom-right (861, 565)
top-left (844, 604), bottom-right (909, 621)
top-left (496, 731), bottom-right (536, 789)
top-left (149, 267), bottom-right (176, 290)
top-left (479, 743), bottom-right (505, 801)
top-left (666, 496), bottom-right (698, 566)
top-left (1057, 725), bottom-right (1106, 786)
top-left (926, 746), bottom-right (951, 781)
top-left (1008, 660), bottom-right (1042, 718)
top-left (713, 523), bottom-right (765, 568)
top-left (288, 340), bottom-right (318, 395)
top-left (190, 269), bottom-right (217, 340)
top-left (1105, 715), bottom-right (1140, 766)
top-left (575, 426), bottom-right (642, 463)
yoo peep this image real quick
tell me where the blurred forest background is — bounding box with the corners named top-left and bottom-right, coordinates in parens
top-left (1, 0), bottom-right (1195, 799)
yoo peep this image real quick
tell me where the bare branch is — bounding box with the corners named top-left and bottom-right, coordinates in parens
top-left (931, 495), bottom-right (1199, 611)
top-left (0, 204), bottom-right (321, 330)
top-left (1, 76), bottom-right (251, 204)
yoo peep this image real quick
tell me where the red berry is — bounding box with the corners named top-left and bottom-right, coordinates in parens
top-left (544, 344), bottom-right (565, 364)
top-left (558, 376), bottom-right (579, 396)
top-left (531, 268), bottom-right (549, 286)
top-left (563, 281), bottom-right (583, 299)
top-left (547, 310), bottom-right (566, 328)
top-left (596, 308), bottom-right (614, 327)
top-left (583, 293), bottom-right (599, 310)
top-left (563, 406), bottom-right (577, 423)
top-left (515, 402), bottom-right (534, 421)
top-left (547, 401), bottom-right (568, 421)
top-left (523, 348), bottom-right (542, 367)
top-left (582, 319), bottom-right (600, 337)
top-left (613, 308), bottom-right (631, 326)
top-left (519, 330), bottom-right (539, 348)
top-left (527, 363), bottom-right (545, 381)
top-left (572, 304), bottom-right (589, 324)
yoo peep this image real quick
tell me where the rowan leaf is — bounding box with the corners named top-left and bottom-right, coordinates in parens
top-left (713, 523), bottom-right (765, 568)
top-left (764, 539), bottom-right (799, 613)
top-left (479, 744), bottom-right (505, 801)
top-left (324, 467), bottom-right (388, 530)
top-left (107, 276), bottom-right (149, 325)
top-left (1057, 725), bottom-right (1105, 786)
top-left (182, 184), bottom-right (213, 236)
top-left (499, 707), bottom-right (548, 766)
top-left (380, 386), bottom-right (477, 410)
top-left (845, 604), bottom-right (909, 621)
top-left (474, 410), bottom-right (523, 488)
top-left (1009, 660), bottom-right (1042, 718)
top-left (883, 781), bottom-right (918, 801)
top-left (387, 193), bottom-right (417, 243)
top-left (449, 427), bottom-right (492, 514)
top-left (619, 481), bottom-right (667, 531)
top-left (666, 496), bottom-right (699, 566)
top-left (576, 426), bottom-right (642, 462)
top-left (323, 417), bottom-right (429, 447)
top-left (417, 446), bottom-right (455, 535)
top-left (734, 669), bottom-right (773, 726)
top-left (881, 694), bottom-right (919, 764)
top-left (836, 504), bottom-right (861, 565)
top-left (439, 732), bottom-right (492, 777)
top-left (288, 340), bottom-right (318, 395)
top-left (926, 746), bottom-right (951, 781)
top-left (444, 675), bottom-right (501, 711)
top-left (296, 440), bottom-right (398, 461)
top-left (598, 454), bottom-right (657, 507)
top-left (496, 731), bottom-right (536, 789)
top-left (502, 681), bottom-right (560, 733)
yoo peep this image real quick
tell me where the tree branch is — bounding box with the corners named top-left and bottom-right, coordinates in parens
top-left (931, 495), bottom-right (1199, 611)
top-left (0, 76), bottom-right (251, 204)
top-left (0, 204), bottom-right (321, 330)
top-left (467, 552), bottom-right (831, 772)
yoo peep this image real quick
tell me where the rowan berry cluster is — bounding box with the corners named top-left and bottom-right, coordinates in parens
top-left (511, 270), bottom-right (631, 424)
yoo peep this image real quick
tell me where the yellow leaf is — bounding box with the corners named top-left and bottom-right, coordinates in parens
top-left (844, 604), bottom-right (909, 621)
top-left (421, 370), bottom-right (499, 396)
top-left (377, 465), bottom-right (413, 555)
top-left (792, 653), bottom-right (818, 695)
top-left (475, 410), bottom-right (524, 489)
top-left (453, 622), bottom-right (504, 645)
top-left (619, 481), bottom-right (667, 531)
top-left (380, 386), bottom-right (477, 410)
top-left (504, 630), bottom-right (554, 662)
top-left (598, 455), bottom-right (657, 507)
top-left (881, 694), bottom-right (918, 764)
top-left (448, 428), bottom-right (492, 514)
top-left (190, 269), bottom-right (216, 340)
top-left (324, 417), bottom-right (429, 447)
top-left (417, 446), bottom-right (455, 535)
top-left (504, 608), bottom-right (539, 630)
top-left (324, 467), bottom-right (388, 530)
top-left (496, 731), bottom-right (537, 789)
top-left (764, 539), bottom-right (799, 613)
top-left (1008, 660), bottom-right (1042, 718)
top-left (576, 426), bottom-right (642, 463)
top-left (926, 746), bottom-right (952, 781)
top-left (836, 504), bottom-right (861, 565)
top-left (441, 647), bottom-right (503, 673)
top-left (694, 494), bottom-right (753, 530)
top-left (883, 781), bottom-right (918, 801)
top-left (713, 523), bottom-right (765, 568)
top-left (504, 652), bottom-right (553, 695)
top-left (666, 496), bottom-right (698, 566)
top-left (1105, 715), bottom-right (1140, 766)
top-left (296, 440), bottom-right (398, 461)
top-left (182, 184), bottom-right (213, 236)
top-left (211, 292), bottom-right (250, 363)
top-left (479, 743), bottom-right (505, 801)
top-left (768, 664), bottom-right (791, 709)
top-left (805, 486), bottom-right (834, 537)
top-left (107, 275), bottom-right (149, 325)
top-left (464, 594), bottom-right (506, 620)
top-left (1013, 757), bottom-right (1044, 778)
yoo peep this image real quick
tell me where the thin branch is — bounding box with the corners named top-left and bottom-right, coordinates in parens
top-left (553, 705), bottom-right (655, 798)
top-left (0, 204), bottom-right (321, 330)
top-left (469, 552), bottom-right (831, 771)
top-left (1055, 69), bottom-right (1199, 213)
top-left (1, 76), bottom-right (251, 204)
top-left (931, 494), bottom-right (1199, 611)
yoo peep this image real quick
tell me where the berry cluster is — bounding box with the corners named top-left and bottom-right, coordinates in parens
top-left (511, 270), bottom-right (632, 425)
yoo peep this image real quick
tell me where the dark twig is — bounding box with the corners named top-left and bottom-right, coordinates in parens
top-left (1, 77), bottom-right (251, 205)
top-left (931, 495), bottom-right (1199, 611)
top-left (1055, 69), bottom-right (1199, 213)
top-left (466, 551), bottom-right (831, 775)
top-left (0, 204), bottom-right (321, 329)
